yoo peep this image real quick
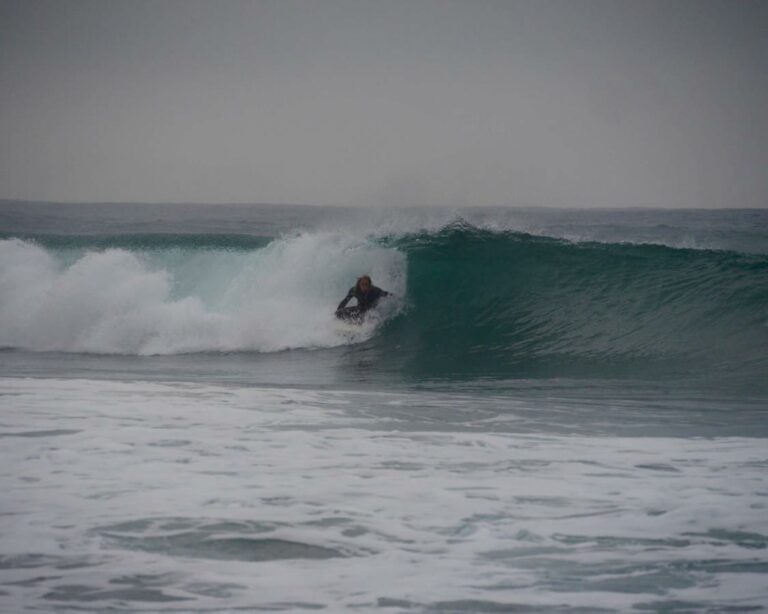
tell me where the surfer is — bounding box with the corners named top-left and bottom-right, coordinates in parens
top-left (335, 275), bottom-right (389, 322)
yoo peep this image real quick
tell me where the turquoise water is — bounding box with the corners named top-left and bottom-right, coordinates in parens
top-left (1, 202), bottom-right (767, 611)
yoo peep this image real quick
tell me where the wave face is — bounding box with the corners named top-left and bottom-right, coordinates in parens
top-left (1, 227), bottom-right (766, 383)
top-left (380, 226), bottom-right (768, 381)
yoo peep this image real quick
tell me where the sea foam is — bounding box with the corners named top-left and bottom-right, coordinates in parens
top-left (0, 234), bottom-right (405, 354)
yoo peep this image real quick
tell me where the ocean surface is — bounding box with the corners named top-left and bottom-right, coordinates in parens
top-left (1, 201), bottom-right (767, 612)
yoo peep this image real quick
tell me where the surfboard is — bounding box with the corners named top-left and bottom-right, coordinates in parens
top-left (335, 307), bottom-right (364, 325)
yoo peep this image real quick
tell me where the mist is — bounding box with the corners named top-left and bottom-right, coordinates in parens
top-left (1, 0), bottom-right (766, 207)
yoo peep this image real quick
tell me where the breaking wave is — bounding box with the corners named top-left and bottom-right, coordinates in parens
top-left (1, 225), bottom-right (766, 382)
top-left (0, 233), bottom-right (405, 354)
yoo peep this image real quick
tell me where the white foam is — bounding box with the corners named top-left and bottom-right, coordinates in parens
top-left (0, 234), bottom-right (405, 354)
top-left (1, 377), bottom-right (767, 611)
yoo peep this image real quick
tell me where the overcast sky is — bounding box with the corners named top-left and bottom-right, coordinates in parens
top-left (1, 0), bottom-right (766, 207)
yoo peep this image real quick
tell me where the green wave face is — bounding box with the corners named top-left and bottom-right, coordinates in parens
top-left (377, 227), bottom-right (768, 383)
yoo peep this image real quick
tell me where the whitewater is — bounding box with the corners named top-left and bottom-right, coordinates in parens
top-left (0, 232), bottom-right (405, 354)
top-left (1, 202), bottom-right (767, 612)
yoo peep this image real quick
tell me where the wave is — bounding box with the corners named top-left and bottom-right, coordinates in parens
top-left (1, 227), bottom-right (766, 382)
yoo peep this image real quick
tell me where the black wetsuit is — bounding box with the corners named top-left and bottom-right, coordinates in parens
top-left (336, 286), bottom-right (389, 321)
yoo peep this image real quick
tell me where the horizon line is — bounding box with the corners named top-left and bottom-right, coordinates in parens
top-left (1, 198), bottom-right (763, 211)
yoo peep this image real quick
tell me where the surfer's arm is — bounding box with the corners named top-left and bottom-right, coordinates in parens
top-left (336, 288), bottom-right (355, 312)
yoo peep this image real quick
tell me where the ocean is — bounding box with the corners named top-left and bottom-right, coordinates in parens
top-left (1, 201), bottom-right (767, 612)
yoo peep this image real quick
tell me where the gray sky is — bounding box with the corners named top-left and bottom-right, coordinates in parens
top-left (1, 0), bottom-right (766, 207)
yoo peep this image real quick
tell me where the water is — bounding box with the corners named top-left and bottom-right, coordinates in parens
top-left (1, 201), bottom-right (767, 612)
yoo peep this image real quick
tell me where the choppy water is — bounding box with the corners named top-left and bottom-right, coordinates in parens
top-left (1, 202), bottom-right (767, 611)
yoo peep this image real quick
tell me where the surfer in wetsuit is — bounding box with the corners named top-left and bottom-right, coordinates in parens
top-left (336, 275), bottom-right (389, 322)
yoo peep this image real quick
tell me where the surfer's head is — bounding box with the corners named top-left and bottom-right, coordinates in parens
top-left (357, 275), bottom-right (372, 293)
